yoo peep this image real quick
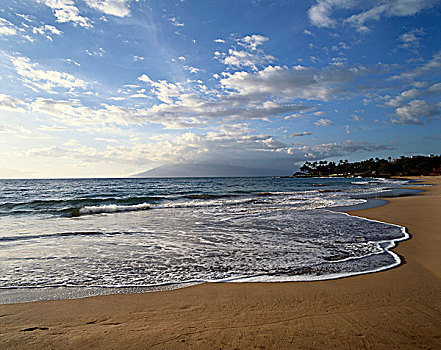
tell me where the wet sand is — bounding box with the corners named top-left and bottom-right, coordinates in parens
top-left (0, 176), bottom-right (440, 349)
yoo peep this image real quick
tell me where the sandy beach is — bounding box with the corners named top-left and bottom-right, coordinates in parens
top-left (0, 177), bottom-right (440, 349)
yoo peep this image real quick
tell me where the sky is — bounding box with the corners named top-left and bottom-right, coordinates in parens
top-left (0, 0), bottom-right (440, 178)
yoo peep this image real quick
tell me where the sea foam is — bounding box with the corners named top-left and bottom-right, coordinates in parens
top-left (79, 203), bottom-right (151, 216)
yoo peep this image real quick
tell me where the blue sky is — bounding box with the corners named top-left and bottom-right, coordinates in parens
top-left (0, 0), bottom-right (440, 178)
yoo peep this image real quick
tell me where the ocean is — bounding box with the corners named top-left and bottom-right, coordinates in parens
top-left (0, 176), bottom-right (417, 303)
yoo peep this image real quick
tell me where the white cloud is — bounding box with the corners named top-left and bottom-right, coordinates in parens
top-left (398, 28), bottom-right (424, 50)
top-left (289, 132), bottom-right (312, 137)
top-left (0, 18), bottom-right (18, 36)
top-left (85, 0), bottom-right (131, 17)
top-left (220, 64), bottom-right (357, 101)
top-left (12, 56), bottom-right (88, 93)
top-left (237, 34), bottom-right (268, 50)
top-left (429, 82), bottom-right (441, 92)
top-left (0, 124), bottom-right (34, 138)
top-left (30, 98), bottom-right (165, 128)
top-left (64, 58), bottom-right (81, 66)
top-left (31, 98), bottom-right (94, 124)
top-left (284, 113), bottom-right (303, 119)
top-left (314, 118), bottom-right (332, 127)
top-left (25, 145), bottom-right (98, 160)
top-left (308, 0), bottom-right (440, 31)
top-left (42, 25), bottom-right (62, 36)
top-left (184, 66), bottom-right (200, 74)
top-left (38, 125), bottom-right (69, 131)
top-left (22, 34), bottom-right (34, 42)
top-left (44, 0), bottom-right (92, 28)
top-left (138, 74), bottom-right (185, 104)
top-left (0, 94), bottom-right (28, 113)
top-left (351, 114), bottom-right (364, 122)
top-left (399, 32), bottom-right (418, 48)
top-left (214, 38), bottom-right (225, 43)
top-left (64, 138), bottom-right (79, 147)
top-left (346, 0), bottom-right (439, 27)
top-left (16, 14), bottom-right (35, 23)
top-left (218, 49), bottom-right (275, 70)
top-left (29, 95), bottom-right (203, 129)
top-left (130, 93), bottom-right (149, 98)
top-left (24, 69), bottom-right (311, 129)
top-left (385, 88), bottom-right (420, 107)
top-left (169, 17), bottom-right (184, 27)
top-left (86, 47), bottom-right (106, 57)
top-left (392, 99), bottom-right (440, 124)
top-left (0, 16), bottom-right (64, 42)
top-left (308, 0), bottom-right (342, 28)
top-left (32, 24), bottom-right (63, 41)
top-left (391, 51), bottom-right (441, 81)
top-left (215, 35), bottom-right (274, 70)
top-left (95, 137), bottom-right (120, 143)
top-left (309, 140), bottom-right (393, 156)
top-left (115, 58), bottom-right (361, 128)
top-left (382, 61), bottom-right (441, 125)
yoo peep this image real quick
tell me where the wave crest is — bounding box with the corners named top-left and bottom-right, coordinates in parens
top-left (73, 203), bottom-right (151, 217)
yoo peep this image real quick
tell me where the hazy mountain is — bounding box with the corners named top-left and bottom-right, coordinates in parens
top-left (131, 163), bottom-right (289, 177)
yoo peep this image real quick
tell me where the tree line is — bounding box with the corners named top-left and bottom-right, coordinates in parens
top-left (296, 155), bottom-right (441, 177)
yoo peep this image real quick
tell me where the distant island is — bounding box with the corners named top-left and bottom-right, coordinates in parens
top-left (294, 155), bottom-right (441, 177)
top-left (131, 163), bottom-right (286, 178)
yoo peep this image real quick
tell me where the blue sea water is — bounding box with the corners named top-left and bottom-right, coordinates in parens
top-left (0, 177), bottom-right (414, 303)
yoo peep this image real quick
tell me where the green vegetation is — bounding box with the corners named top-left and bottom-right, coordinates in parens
top-left (296, 155), bottom-right (441, 177)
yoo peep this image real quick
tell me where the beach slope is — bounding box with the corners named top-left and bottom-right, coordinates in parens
top-left (0, 177), bottom-right (440, 349)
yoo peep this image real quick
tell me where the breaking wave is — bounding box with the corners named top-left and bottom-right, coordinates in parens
top-left (72, 203), bottom-right (152, 217)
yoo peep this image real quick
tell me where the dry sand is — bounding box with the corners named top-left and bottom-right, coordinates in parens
top-left (0, 177), bottom-right (440, 349)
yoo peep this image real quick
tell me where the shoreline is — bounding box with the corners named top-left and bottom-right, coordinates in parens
top-left (0, 176), bottom-right (440, 349)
